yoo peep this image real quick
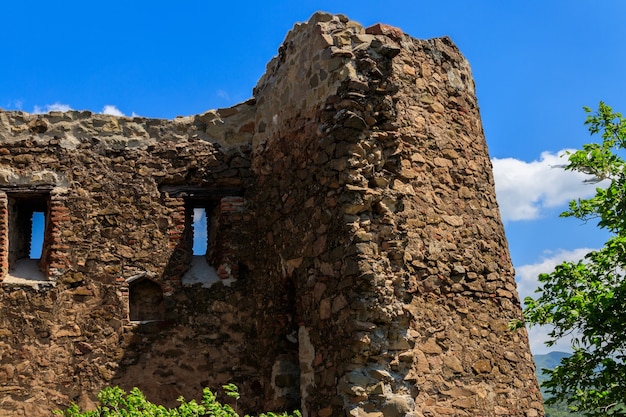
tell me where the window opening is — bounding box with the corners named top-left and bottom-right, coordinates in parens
top-left (3, 191), bottom-right (50, 283)
top-left (184, 201), bottom-right (215, 260)
top-left (183, 201), bottom-right (220, 287)
top-left (30, 211), bottom-right (45, 259)
top-left (158, 186), bottom-right (244, 287)
top-left (192, 207), bottom-right (208, 256)
top-left (129, 278), bottom-right (164, 322)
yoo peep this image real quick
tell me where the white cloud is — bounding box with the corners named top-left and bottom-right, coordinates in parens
top-left (516, 247), bottom-right (594, 354)
top-left (5, 99), bottom-right (23, 110)
top-left (193, 208), bottom-right (206, 224)
top-left (216, 90), bottom-right (230, 100)
top-left (33, 102), bottom-right (73, 114)
top-left (527, 325), bottom-right (576, 355)
top-left (516, 247), bottom-right (593, 302)
top-left (101, 105), bottom-right (124, 116)
top-left (492, 150), bottom-right (603, 222)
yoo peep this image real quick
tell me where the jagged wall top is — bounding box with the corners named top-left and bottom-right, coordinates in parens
top-left (252, 12), bottom-right (476, 148)
top-left (0, 12), bottom-right (475, 153)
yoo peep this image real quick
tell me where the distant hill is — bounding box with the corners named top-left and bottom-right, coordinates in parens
top-left (534, 351), bottom-right (570, 382)
top-left (533, 352), bottom-right (584, 417)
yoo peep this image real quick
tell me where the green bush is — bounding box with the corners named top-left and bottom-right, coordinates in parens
top-left (55, 384), bottom-right (301, 417)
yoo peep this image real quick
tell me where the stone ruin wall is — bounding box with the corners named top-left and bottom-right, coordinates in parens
top-left (0, 12), bottom-right (544, 417)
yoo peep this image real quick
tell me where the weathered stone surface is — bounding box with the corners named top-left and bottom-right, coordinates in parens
top-left (382, 397), bottom-right (411, 417)
top-left (0, 11), bottom-right (543, 417)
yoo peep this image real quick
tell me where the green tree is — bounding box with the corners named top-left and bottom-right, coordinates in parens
top-left (55, 384), bottom-right (301, 417)
top-left (519, 102), bottom-right (626, 416)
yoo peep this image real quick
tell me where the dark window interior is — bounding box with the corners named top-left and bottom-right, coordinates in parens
top-left (7, 193), bottom-right (49, 269)
top-left (129, 278), bottom-right (164, 322)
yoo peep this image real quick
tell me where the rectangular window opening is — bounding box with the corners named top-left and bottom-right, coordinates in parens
top-left (3, 191), bottom-right (51, 283)
top-left (183, 201), bottom-right (220, 287)
top-left (30, 211), bottom-right (45, 259)
top-left (159, 186), bottom-right (244, 287)
top-left (192, 207), bottom-right (209, 256)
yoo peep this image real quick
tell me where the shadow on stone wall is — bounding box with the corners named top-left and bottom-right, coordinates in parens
top-left (109, 272), bottom-right (301, 414)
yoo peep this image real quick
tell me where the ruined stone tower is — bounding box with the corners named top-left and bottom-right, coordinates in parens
top-left (0, 12), bottom-right (543, 417)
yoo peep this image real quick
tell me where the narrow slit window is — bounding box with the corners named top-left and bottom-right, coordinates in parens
top-left (30, 211), bottom-right (45, 259)
top-left (192, 207), bottom-right (208, 256)
top-left (182, 202), bottom-right (220, 287)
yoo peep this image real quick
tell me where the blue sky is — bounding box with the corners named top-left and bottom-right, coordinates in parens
top-left (6, 1), bottom-right (626, 354)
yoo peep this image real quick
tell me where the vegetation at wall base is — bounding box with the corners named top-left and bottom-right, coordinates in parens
top-left (517, 102), bottom-right (626, 416)
top-left (54, 384), bottom-right (301, 417)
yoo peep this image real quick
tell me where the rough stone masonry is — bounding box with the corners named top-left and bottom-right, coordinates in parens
top-left (0, 12), bottom-right (544, 417)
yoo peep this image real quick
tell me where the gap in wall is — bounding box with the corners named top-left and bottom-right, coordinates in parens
top-left (30, 211), bottom-right (45, 259)
top-left (192, 207), bottom-right (208, 255)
